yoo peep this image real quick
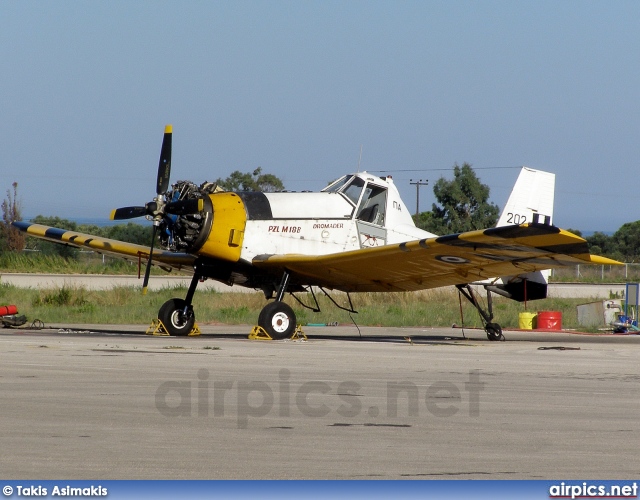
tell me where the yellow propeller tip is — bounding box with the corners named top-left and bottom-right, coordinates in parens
top-left (142, 287), bottom-right (148, 295)
top-left (109, 209), bottom-right (116, 220)
top-left (164, 124), bottom-right (172, 134)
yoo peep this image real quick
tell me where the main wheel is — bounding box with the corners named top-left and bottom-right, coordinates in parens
top-left (258, 301), bottom-right (296, 340)
top-left (158, 298), bottom-right (195, 336)
top-left (485, 322), bottom-right (504, 341)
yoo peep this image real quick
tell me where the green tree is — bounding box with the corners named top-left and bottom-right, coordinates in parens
top-left (610, 221), bottom-right (640, 262)
top-left (412, 211), bottom-right (440, 235)
top-left (76, 224), bottom-right (107, 239)
top-left (106, 223), bottom-right (154, 246)
top-left (0, 182), bottom-right (26, 252)
top-left (585, 231), bottom-right (618, 259)
top-left (415, 163), bottom-right (499, 234)
top-left (215, 167), bottom-right (285, 192)
top-left (32, 215), bottom-right (78, 231)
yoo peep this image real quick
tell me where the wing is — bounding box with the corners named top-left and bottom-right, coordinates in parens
top-left (253, 223), bottom-right (621, 292)
top-left (12, 221), bottom-right (196, 273)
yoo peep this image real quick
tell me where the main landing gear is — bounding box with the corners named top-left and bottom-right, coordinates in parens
top-left (456, 284), bottom-right (505, 341)
top-left (257, 271), bottom-right (297, 340)
top-left (156, 269), bottom-right (299, 339)
top-left (157, 273), bottom-right (199, 336)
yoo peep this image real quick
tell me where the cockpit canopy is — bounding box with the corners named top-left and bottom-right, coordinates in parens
top-left (323, 173), bottom-right (388, 226)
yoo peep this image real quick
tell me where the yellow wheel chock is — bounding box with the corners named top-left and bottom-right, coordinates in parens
top-left (248, 325), bottom-right (272, 340)
top-left (146, 319), bottom-right (201, 337)
top-left (248, 324), bottom-right (307, 341)
top-left (291, 325), bottom-right (307, 341)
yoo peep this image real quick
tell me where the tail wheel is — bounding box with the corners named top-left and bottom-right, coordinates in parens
top-left (485, 322), bottom-right (504, 341)
top-left (258, 301), bottom-right (296, 340)
top-left (158, 298), bottom-right (195, 336)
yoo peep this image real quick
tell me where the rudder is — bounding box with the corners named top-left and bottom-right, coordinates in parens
top-left (497, 167), bottom-right (555, 227)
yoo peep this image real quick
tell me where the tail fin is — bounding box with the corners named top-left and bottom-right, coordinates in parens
top-left (491, 167), bottom-right (556, 301)
top-left (497, 167), bottom-right (555, 227)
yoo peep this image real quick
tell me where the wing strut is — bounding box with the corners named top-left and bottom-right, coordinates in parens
top-left (456, 284), bottom-right (504, 341)
top-left (289, 286), bottom-right (321, 313)
top-left (320, 287), bottom-right (358, 314)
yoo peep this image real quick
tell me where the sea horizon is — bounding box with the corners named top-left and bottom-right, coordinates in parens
top-left (23, 216), bottom-right (152, 228)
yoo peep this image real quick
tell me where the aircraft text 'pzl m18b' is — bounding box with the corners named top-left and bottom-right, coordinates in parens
top-left (13, 125), bottom-right (620, 340)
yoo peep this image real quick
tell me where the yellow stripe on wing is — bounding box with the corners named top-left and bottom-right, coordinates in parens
top-left (13, 222), bottom-right (196, 273)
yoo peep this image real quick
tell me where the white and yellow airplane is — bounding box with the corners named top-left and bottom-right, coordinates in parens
top-left (13, 125), bottom-right (619, 339)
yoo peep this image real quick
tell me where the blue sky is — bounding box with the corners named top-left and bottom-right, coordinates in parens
top-left (2, 1), bottom-right (638, 232)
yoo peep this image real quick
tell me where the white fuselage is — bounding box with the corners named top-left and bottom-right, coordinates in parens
top-left (238, 172), bottom-right (436, 261)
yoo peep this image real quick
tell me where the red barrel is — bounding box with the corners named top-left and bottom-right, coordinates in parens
top-left (537, 311), bottom-right (562, 330)
top-left (0, 305), bottom-right (18, 316)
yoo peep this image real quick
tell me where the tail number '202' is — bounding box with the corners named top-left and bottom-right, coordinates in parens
top-left (507, 212), bottom-right (527, 224)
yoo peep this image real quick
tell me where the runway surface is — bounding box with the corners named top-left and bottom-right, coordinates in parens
top-left (1, 324), bottom-right (639, 479)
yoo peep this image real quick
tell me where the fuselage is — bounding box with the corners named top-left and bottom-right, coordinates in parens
top-left (160, 172), bottom-right (436, 289)
top-left (239, 172), bottom-right (436, 261)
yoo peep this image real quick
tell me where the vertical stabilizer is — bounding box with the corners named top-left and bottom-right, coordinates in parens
top-left (491, 167), bottom-right (556, 300)
top-left (497, 167), bottom-right (555, 227)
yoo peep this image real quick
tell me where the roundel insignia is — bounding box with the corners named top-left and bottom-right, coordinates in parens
top-left (436, 255), bottom-right (470, 264)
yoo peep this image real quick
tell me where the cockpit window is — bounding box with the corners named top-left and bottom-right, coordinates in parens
top-left (323, 175), bottom-right (352, 193)
top-left (342, 177), bottom-right (365, 205)
top-left (356, 184), bottom-right (387, 225)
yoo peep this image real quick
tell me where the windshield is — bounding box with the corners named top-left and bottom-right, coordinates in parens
top-left (323, 175), bottom-right (352, 193)
top-left (342, 177), bottom-right (365, 205)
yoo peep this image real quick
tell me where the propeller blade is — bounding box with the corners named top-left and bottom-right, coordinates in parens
top-left (142, 224), bottom-right (158, 295)
top-left (165, 198), bottom-right (204, 216)
top-left (110, 206), bottom-right (147, 220)
top-left (156, 125), bottom-right (172, 195)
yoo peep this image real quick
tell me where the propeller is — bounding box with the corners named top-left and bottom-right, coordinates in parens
top-left (142, 125), bottom-right (173, 294)
top-left (110, 199), bottom-right (203, 221)
top-left (109, 125), bottom-right (203, 294)
top-left (110, 205), bottom-right (149, 220)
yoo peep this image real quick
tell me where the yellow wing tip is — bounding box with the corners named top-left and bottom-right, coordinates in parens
top-left (164, 124), bottom-right (172, 134)
top-left (588, 254), bottom-right (624, 266)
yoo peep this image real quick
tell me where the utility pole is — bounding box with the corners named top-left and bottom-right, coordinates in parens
top-left (409, 179), bottom-right (429, 216)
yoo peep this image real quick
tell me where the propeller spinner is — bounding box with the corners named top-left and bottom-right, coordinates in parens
top-left (110, 125), bottom-right (203, 294)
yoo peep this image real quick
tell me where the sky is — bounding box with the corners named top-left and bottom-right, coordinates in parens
top-left (1, 1), bottom-right (639, 233)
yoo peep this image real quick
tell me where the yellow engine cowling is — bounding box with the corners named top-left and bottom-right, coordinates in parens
top-left (191, 192), bottom-right (247, 262)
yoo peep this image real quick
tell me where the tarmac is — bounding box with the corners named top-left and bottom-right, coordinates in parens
top-left (1, 323), bottom-right (638, 479)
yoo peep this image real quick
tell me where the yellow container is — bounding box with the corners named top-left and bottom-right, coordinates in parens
top-left (518, 312), bottom-right (537, 330)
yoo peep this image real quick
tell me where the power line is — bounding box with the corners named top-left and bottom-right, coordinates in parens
top-left (370, 166), bottom-right (521, 173)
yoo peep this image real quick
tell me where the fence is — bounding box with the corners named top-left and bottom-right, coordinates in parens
top-left (550, 264), bottom-right (640, 283)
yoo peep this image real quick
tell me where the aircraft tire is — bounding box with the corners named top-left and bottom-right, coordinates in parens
top-left (258, 301), bottom-right (296, 340)
top-left (158, 298), bottom-right (195, 336)
top-left (485, 322), bottom-right (504, 341)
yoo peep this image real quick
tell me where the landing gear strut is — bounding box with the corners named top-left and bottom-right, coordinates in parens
top-left (157, 273), bottom-right (200, 336)
top-left (456, 284), bottom-right (505, 341)
top-left (258, 271), bottom-right (297, 340)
